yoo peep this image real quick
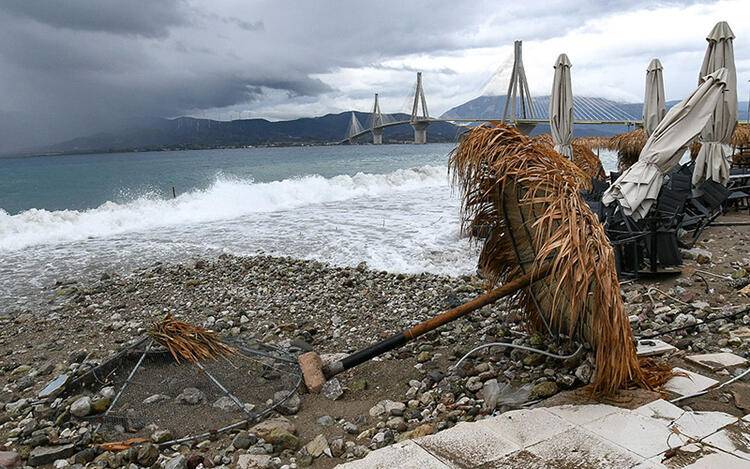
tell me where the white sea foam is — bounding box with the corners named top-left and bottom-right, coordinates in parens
top-left (0, 165), bottom-right (448, 252)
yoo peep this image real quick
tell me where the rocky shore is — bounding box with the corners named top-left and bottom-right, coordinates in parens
top-left (1, 220), bottom-right (750, 468)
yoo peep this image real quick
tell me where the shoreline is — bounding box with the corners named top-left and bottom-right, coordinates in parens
top-left (2, 219), bottom-right (750, 467)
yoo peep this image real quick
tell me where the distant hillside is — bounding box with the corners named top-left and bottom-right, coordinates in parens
top-left (30, 112), bottom-right (461, 156)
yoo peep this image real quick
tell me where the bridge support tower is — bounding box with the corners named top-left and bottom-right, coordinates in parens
top-left (410, 72), bottom-right (430, 144)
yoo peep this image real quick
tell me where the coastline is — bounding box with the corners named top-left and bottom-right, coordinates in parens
top-left (2, 218), bottom-right (750, 467)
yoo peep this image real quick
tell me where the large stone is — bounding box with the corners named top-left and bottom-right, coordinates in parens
top-left (73, 448), bottom-right (98, 465)
top-left (251, 417), bottom-right (296, 440)
top-left (136, 443), bottom-right (160, 466)
top-left (28, 445), bottom-right (76, 467)
top-left (151, 429), bottom-right (173, 444)
top-left (321, 378), bottom-right (344, 401)
top-left (90, 396), bottom-right (111, 414)
top-left (164, 454), bottom-right (187, 469)
top-left (304, 434), bottom-right (330, 458)
top-left (273, 391), bottom-right (300, 414)
top-left (38, 374), bottom-right (69, 399)
top-left (482, 379), bottom-right (502, 411)
top-left (176, 388), bottom-right (204, 405)
top-left (265, 428), bottom-right (300, 451)
top-left (237, 454), bottom-right (271, 469)
top-left (0, 451), bottom-right (20, 469)
top-left (70, 396), bottom-right (91, 418)
top-left (385, 401), bottom-right (406, 416)
top-left (212, 396), bottom-right (238, 412)
top-left (530, 381), bottom-right (559, 399)
top-left (232, 431), bottom-right (257, 449)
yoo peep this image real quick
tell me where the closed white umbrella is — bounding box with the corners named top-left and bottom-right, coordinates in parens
top-left (550, 53), bottom-right (573, 158)
top-left (643, 59), bottom-right (666, 136)
top-left (694, 21), bottom-right (737, 186)
top-left (603, 68), bottom-right (728, 219)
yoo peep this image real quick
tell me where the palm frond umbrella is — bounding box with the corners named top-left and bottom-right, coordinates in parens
top-left (609, 129), bottom-right (648, 171)
top-left (643, 59), bottom-right (666, 136)
top-left (694, 21), bottom-right (737, 186)
top-left (533, 134), bottom-right (605, 180)
top-left (550, 54), bottom-right (573, 158)
top-left (603, 69), bottom-right (729, 219)
top-left (450, 123), bottom-right (671, 396)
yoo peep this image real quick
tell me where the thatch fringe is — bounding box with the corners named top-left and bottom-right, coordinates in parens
top-left (532, 134), bottom-right (606, 180)
top-left (149, 314), bottom-right (236, 363)
top-left (732, 123), bottom-right (750, 148)
top-left (608, 129), bottom-right (647, 171)
top-left (450, 123), bottom-right (670, 396)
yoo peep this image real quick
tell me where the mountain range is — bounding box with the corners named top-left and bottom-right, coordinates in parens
top-left (16, 96), bottom-right (750, 156)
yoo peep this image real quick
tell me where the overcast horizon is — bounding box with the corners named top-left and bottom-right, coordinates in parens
top-left (0, 0), bottom-right (747, 152)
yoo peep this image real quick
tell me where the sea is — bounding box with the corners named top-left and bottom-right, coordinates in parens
top-left (0, 144), bottom-right (618, 312)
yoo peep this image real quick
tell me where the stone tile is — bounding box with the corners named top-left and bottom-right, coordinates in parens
top-left (476, 450), bottom-right (548, 469)
top-left (633, 461), bottom-right (668, 469)
top-left (636, 399), bottom-right (737, 440)
top-left (686, 352), bottom-right (748, 371)
top-left (336, 440), bottom-right (450, 469)
top-left (637, 339), bottom-right (678, 357)
top-left (524, 426), bottom-right (646, 468)
top-left (636, 399), bottom-right (684, 422)
top-left (703, 419), bottom-right (750, 461)
top-left (415, 422), bottom-right (520, 468)
top-left (477, 408), bottom-right (574, 448)
top-left (546, 403), bottom-right (622, 426)
top-left (663, 368), bottom-right (719, 397)
top-left (583, 409), bottom-right (688, 459)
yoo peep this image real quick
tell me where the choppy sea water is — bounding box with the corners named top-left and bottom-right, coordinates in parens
top-left (0, 144), bottom-right (618, 311)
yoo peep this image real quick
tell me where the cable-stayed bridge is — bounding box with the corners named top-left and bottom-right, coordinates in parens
top-left (342, 41), bottom-right (640, 144)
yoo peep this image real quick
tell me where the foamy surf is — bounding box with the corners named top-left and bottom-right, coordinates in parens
top-left (0, 165), bottom-right (448, 252)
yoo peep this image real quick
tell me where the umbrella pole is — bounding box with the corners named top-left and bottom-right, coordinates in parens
top-left (322, 262), bottom-right (552, 379)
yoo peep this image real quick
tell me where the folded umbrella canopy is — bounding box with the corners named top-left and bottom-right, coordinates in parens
top-left (694, 21), bottom-right (737, 187)
top-left (603, 68), bottom-right (728, 219)
top-left (643, 59), bottom-right (666, 136)
top-left (550, 54), bottom-right (573, 158)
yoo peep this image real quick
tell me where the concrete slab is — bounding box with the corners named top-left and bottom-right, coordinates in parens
top-left (703, 419), bottom-right (750, 461)
top-left (524, 426), bottom-right (646, 468)
top-left (583, 409), bottom-right (688, 459)
top-left (415, 421), bottom-right (520, 468)
top-left (545, 403), bottom-right (622, 426)
top-left (663, 368), bottom-right (719, 397)
top-left (637, 339), bottom-right (678, 357)
top-left (636, 399), bottom-right (737, 440)
top-left (681, 450), bottom-right (750, 468)
top-left (686, 352), bottom-right (748, 371)
top-left (478, 408), bottom-right (574, 448)
top-left (336, 440), bottom-right (450, 469)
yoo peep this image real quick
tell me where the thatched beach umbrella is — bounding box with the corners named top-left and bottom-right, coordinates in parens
top-left (533, 134), bottom-right (606, 180)
top-left (550, 54), bottom-right (574, 158)
top-left (643, 59), bottom-right (666, 136)
top-left (694, 21), bottom-right (737, 186)
top-left (450, 123), bottom-right (670, 395)
top-left (603, 69), bottom-right (729, 219)
top-left (609, 128), bottom-right (648, 171)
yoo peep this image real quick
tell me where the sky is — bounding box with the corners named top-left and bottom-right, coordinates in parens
top-left (0, 0), bottom-right (748, 152)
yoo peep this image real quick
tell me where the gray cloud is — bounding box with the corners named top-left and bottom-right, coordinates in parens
top-left (0, 0), bottom-right (738, 152)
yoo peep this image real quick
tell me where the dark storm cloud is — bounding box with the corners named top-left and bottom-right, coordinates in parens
top-left (0, 0), bottom-right (188, 38)
top-left (0, 0), bottom-right (731, 152)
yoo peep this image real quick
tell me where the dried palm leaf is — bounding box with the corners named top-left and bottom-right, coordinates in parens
top-left (608, 129), bottom-right (647, 171)
top-left (148, 314), bottom-right (236, 363)
top-left (532, 134), bottom-right (606, 180)
top-left (450, 123), bottom-right (671, 395)
top-left (731, 123), bottom-right (750, 148)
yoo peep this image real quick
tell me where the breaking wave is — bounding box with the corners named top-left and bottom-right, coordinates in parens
top-left (0, 165), bottom-right (448, 251)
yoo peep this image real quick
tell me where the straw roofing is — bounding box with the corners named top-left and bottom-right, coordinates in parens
top-left (450, 123), bottom-right (670, 395)
top-left (533, 134), bottom-right (606, 180)
top-left (608, 128), bottom-right (647, 171)
top-left (732, 123), bottom-right (750, 147)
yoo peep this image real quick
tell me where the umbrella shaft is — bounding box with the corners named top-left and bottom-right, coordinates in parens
top-left (325, 263), bottom-right (552, 378)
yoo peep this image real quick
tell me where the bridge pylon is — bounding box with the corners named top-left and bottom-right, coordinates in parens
top-left (371, 93), bottom-right (384, 145)
top-left (410, 72), bottom-right (430, 144)
top-left (502, 40), bottom-right (535, 133)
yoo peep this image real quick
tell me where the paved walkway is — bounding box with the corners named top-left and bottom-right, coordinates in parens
top-left (338, 399), bottom-right (750, 468)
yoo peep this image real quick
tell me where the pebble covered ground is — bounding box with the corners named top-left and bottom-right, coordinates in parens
top-left (1, 221), bottom-right (749, 469)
